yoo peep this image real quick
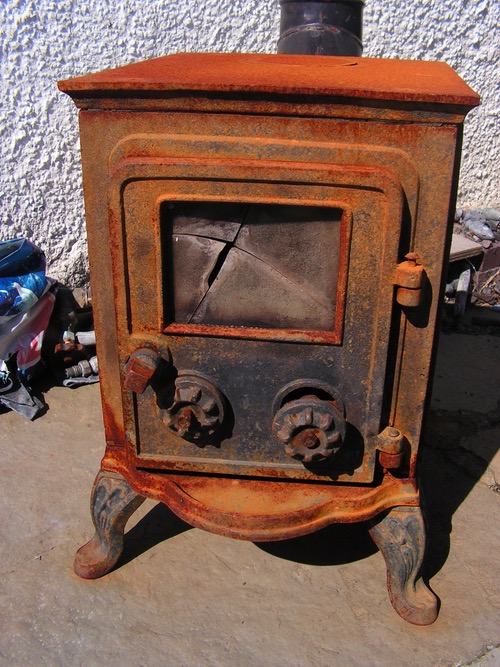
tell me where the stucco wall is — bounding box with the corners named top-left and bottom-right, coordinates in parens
top-left (0, 0), bottom-right (498, 285)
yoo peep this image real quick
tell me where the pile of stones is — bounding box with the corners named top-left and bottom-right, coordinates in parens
top-left (454, 208), bottom-right (500, 246)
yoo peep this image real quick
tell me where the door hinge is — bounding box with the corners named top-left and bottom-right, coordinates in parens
top-left (376, 426), bottom-right (404, 469)
top-left (394, 253), bottom-right (424, 307)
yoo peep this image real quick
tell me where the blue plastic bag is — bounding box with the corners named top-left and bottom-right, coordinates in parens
top-left (0, 238), bottom-right (55, 419)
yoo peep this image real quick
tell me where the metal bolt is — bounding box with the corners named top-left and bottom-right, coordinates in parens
top-left (405, 252), bottom-right (419, 265)
top-left (295, 430), bottom-right (321, 450)
top-left (177, 407), bottom-right (195, 431)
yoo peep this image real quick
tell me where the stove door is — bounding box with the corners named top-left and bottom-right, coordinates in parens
top-left (109, 134), bottom-right (408, 483)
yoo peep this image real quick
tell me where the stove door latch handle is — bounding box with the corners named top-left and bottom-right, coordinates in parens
top-left (394, 253), bottom-right (425, 307)
top-left (123, 348), bottom-right (160, 394)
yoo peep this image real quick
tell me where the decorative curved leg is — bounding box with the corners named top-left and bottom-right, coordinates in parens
top-left (74, 470), bottom-right (145, 579)
top-left (369, 505), bottom-right (438, 625)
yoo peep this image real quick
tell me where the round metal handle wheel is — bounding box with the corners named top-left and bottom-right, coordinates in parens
top-left (163, 373), bottom-right (226, 442)
top-left (272, 395), bottom-right (346, 463)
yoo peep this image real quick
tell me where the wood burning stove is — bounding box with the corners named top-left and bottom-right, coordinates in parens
top-left (59, 52), bottom-right (478, 625)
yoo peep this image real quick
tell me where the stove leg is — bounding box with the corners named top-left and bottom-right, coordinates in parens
top-left (74, 470), bottom-right (145, 579)
top-left (369, 505), bottom-right (438, 625)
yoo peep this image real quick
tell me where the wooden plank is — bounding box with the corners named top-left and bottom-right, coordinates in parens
top-left (449, 233), bottom-right (483, 262)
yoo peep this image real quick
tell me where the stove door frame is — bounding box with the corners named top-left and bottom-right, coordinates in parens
top-left (107, 135), bottom-right (408, 484)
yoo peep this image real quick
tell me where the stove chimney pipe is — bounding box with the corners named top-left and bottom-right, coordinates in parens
top-left (277, 0), bottom-right (364, 56)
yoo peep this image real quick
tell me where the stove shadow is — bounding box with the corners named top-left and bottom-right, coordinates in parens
top-left (116, 501), bottom-right (376, 570)
top-left (420, 402), bottom-right (500, 581)
top-left (255, 520), bottom-right (376, 566)
top-left (420, 324), bottom-right (500, 580)
top-left (116, 502), bottom-right (192, 570)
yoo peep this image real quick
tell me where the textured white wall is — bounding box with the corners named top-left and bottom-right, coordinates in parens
top-left (0, 0), bottom-right (498, 285)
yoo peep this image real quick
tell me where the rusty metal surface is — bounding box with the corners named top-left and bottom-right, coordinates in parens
top-left (58, 53), bottom-right (479, 110)
top-left (376, 426), bottom-right (405, 470)
top-left (395, 252), bottom-right (425, 307)
top-left (60, 54), bottom-right (477, 543)
top-left (100, 450), bottom-right (420, 541)
top-left (123, 348), bottom-right (160, 394)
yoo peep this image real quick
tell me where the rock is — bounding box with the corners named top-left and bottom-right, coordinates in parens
top-left (482, 208), bottom-right (500, 221)
top-left (445, 278), bottom-right (458, 296)
top-left (464, 219), bottom-right (495, 240)
top-left (456, 208), bottom-right (463, 219)
top-left (464, 210), bottom-right (486, 222)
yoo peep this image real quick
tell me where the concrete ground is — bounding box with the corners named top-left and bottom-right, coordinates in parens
top-left (1, 323), bottom-right (499, 666)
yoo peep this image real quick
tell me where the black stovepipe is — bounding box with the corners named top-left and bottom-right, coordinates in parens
top-left (277, 0), bottom-right (364, 56)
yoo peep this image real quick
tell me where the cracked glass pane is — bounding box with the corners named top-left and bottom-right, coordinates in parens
top-left (162, 202), bottom-right (342, 331)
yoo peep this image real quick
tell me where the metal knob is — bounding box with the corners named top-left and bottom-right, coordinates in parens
top-left (272, 395), bottom-right (345, 463)
top-left (124, 348), bottom-right (160, 394)
top-left (163, 373), bottom-right (225, 441)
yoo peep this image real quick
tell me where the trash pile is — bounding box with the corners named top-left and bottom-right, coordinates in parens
top-left (0, 238), bottom-right (98, 420)
top-left (446, 208), bottom-right (500, 316)
top-left (46, 284), bottom-right (98, 388)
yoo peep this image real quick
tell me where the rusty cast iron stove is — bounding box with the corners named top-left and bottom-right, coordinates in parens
top-left (59, 49), bottom-right (478, 625)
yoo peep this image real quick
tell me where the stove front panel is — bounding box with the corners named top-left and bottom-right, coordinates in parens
top-left (107, 129), bottom-right (406, 483)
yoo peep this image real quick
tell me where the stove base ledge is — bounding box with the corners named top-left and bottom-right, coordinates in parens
top-left (101, 461), bottom-right (419, 542)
